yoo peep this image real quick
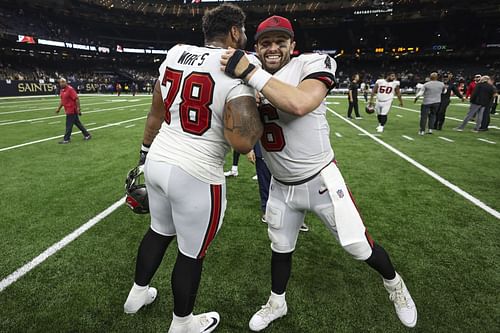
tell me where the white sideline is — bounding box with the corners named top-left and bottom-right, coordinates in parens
top-left (439, 136), bottom-right (454, 142)
top-left (0, 103), bottom-right (149, 126)
top-left (478, 138), bottom-right (496, 144)
top-left (0, 116), bottom-right (146, 152)
top-left (402, 135), bottom-right (414, 141)
top-left (0, 197), bottom-right (125, 292)
top-left (327, 106), bottom-right (500, 220)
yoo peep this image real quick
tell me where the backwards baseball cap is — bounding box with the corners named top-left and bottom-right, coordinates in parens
top-left (254, 15), bottom-right (294, 40)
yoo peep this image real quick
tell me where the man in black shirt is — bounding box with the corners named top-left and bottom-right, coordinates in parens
top-left (455, 76), bottom-right (495, 132)
top-left (347, 74), bottom-right (361, 119)
top-left (434, 74), bottom-right (464, 130)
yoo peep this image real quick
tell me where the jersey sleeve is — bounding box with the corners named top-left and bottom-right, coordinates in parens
top-left (226, 82), bottom-right (255, 103)
top-left (300, 54), bottom-right (336, 90)
top-left (395, 80), bottom-right (401, 88)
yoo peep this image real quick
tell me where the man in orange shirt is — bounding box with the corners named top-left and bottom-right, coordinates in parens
top-left (55, 78), bottom-right (91, 144)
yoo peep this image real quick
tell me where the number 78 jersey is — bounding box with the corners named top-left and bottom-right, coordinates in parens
top-left (148, 44), bottom-right (254, 184)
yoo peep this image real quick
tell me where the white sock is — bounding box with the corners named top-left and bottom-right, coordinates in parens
top-left (384, 272), bottom-right (401, 287)
top-left (231, 165), bottom-right (238, 172)
top-left (172, 312), bottom-right (194, 325)
top-left (270, 291), bottom-right (286, 305)
top-left (132, 282), bottom-right (148, 292)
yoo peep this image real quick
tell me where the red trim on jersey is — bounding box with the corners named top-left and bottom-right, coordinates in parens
top-left (197, 184), bottom-right (222, 259)
top-left (302, 71), bottom-right (336, 90)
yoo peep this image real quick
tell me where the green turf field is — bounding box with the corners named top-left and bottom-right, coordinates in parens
top-left (0, 94), bottom-right (499, 332)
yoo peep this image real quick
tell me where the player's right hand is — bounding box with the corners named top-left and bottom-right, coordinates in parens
top-left (138, 143), bottom-right (150, 166)
top-left (247, 150), bottom-right (256, 164)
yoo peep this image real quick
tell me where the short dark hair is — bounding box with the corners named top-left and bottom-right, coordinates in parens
top-left (202, 4), bottom-right (246, 42)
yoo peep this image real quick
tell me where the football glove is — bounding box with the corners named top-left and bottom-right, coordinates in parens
top-left (139, 143), bottom-right (151, 166)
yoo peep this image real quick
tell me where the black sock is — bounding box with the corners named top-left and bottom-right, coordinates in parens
top-left (134, 228), bottom-right (174, 286)
top-left (380, 115), bottom-right (388, 126)
top-left (171, 251), bottom-right (204, 317)
top-left (364, 243), bottom-right (396, 280)
top-left (271, 251), bottom-right (293, 295)
top-left (377, 115), bottom-right (382, 124)
top-left (232, 152), bottom-right (240, 166)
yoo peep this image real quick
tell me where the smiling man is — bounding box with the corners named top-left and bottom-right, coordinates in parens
top-left (221, 15), bottom-right (417, 331)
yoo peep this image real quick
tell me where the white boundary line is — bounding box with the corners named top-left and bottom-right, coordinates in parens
top-left (0, 103), bottom-right (149, 126)
top-left (335, 132), bottom-right (342, 138)
top-left (0, 100), bottom-right (127, 115)
top-left (327, 106), bottom-right (500, 220)
top-left (0, 197), bottom-right (125, 292)
top-left (0, 116), bottom-right (146, 152)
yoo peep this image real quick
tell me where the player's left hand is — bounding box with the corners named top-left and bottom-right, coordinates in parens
top-left (220, 47), bottom-right (252, 79)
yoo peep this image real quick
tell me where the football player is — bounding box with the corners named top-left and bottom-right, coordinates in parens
top-left (123, 4), bottom-right (262, 333)
top-left (369, 72), bottom-right (403, 132)
top-left (221, 15), bottom-right (417, 331)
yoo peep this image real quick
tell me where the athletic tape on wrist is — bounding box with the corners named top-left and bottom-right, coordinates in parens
top-left (247, 68), bottom-right (272, 92)
top-left (141, 144), bottom-right (150, 152)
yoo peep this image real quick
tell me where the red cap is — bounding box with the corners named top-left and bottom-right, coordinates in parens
top-left (254, 15), bottom-right (294, 40)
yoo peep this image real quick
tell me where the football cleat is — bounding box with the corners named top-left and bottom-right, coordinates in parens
top-left (125, 166), bottom-right (149, 214)
top-left (249, 298), bottom-right (287, 331)
top-left (418, 131), bottom-right (425, 136)
top-left (365, 105), bottom-right (375, 114)
top-left (124, 285), bottom-right (157, 314)
top-left (299, 223), bottom-right (309, 232)
top-left (224, 170), bottom-right (238, 177)
top-left (376, 125), bottom-right (384, 133)
top-left (168, 312), bottom-right (220, 333)
top-left (384, 274), bottom-right (417, 328)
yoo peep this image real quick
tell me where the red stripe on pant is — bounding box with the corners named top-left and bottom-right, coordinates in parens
top-left (346, 186), bottom-right (375, 248)
top-left (197, 184), bottom-right (222, 259)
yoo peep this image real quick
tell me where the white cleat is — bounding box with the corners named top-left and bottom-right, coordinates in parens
top-left (376, 125), bottom-right (384, 133)
top-left (168, 312), bottom-right (220, 333)
top-left (224, 170), bottom-right (238, 177)
top-left (124, 285), bottom-right (157, 314)
top-left (299, 223), bottom-right (309, 232)
top-left (249, 298), bottom-right (288, 331)
top-left (384, 275), bottom-right (417, 328)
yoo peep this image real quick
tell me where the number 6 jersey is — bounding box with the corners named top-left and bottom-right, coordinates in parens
top-left (250, 53), bottom-right (337, 183)
top-left (148, 44), bottom-right (255, 184)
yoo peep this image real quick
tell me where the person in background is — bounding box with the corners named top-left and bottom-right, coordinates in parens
top-left (455, 76), bottom-right (495, 132)
top-left (55, 78), bottom-right (91, 144)
top-left (465, 74), bottom-right (481, 99)
top-left (414, 72), bottom-right (445, 135)
top-left (433, 73), bottom-right (464, 130)
top-left (361, 80), bottom-right (370, 102)
top-left (131, 82), bottom-right (138, 96)
top-left (347, 74), bottom-right (362, 119)
top-left (116, 82), bottom-right (122, 96)
top-left (479, 78), bottom-right (497, 131)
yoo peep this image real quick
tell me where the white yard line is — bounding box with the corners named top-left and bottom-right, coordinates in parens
top-left (402, 135), bottom-right (414, 141)
top-left (86, 122), bottom-right (96, 126)
top-left (0, 100), bottom-right (126, 115)
top-left (477, 138), bottom-right (496, 144)
top-left (396, 114), bottom-right (403, 118)
top-left (335, 132), bottom-right (342, 138)
top-left (30, 121), bottom-right (45, 124)
top-left (47, 121), bottom-right (60, 124)
top-left (358, 133), bottom-right (381, 136)
top-left (125, 124), bottom-right (136, 128)
top-left (327, 106), bottom-right (500, 220)
top-left (0, 116), bottom-right (146, 152)
top-left (0, 119), bottom-right (13, 123)
top-left (0, 197), bottom-right (125, 292)
top-left (438, 136), bottom-right (454, 142)
top-left (0, 103), bottom-right (149, 126)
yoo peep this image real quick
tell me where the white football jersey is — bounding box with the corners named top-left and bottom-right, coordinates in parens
top-left (148, 44), bottom-right (254, 184)
top-left (375, 79), bottom-right (400, 103)
top-left (250, 53), bottom-right (336, 183)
